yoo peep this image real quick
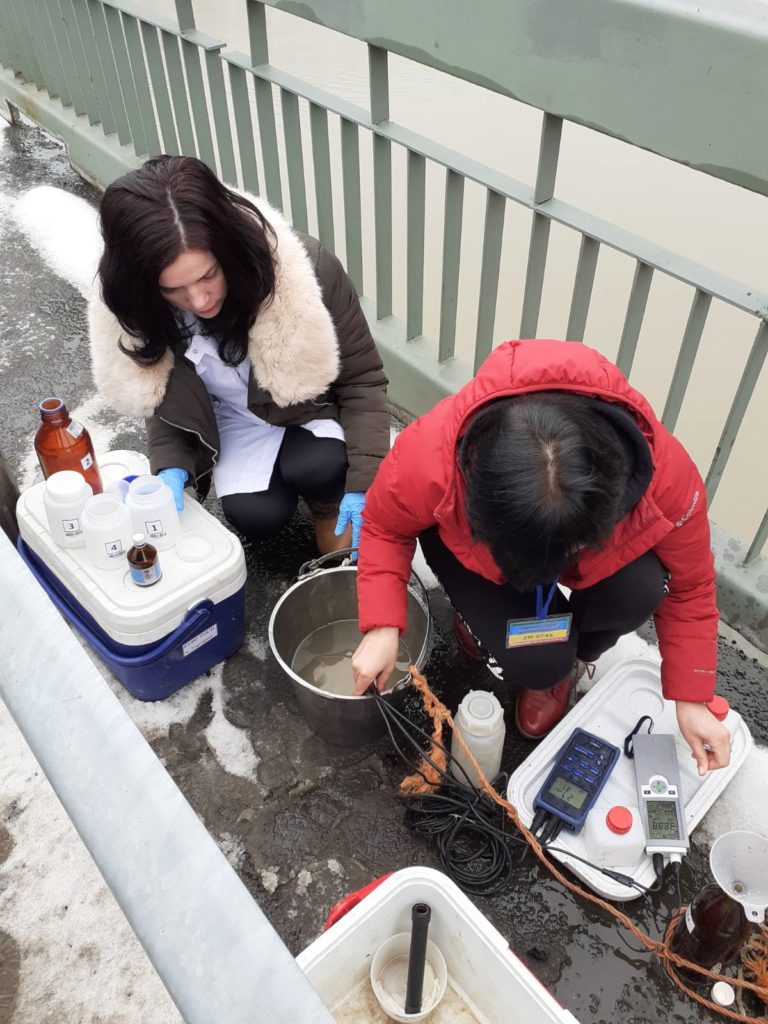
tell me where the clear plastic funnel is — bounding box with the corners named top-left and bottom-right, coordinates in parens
top-left (710, 831), bottom-right (768, 922)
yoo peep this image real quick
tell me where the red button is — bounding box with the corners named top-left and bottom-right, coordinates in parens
top-left (606, 806), bottom-right (633, 835)
top-left (706, 695), bottom-right (730, 722)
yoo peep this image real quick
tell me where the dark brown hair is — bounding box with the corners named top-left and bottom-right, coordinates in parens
top-left (460, 393), bottom-right (629, 591)
top-left (97, 155), bottom-right (276, 366)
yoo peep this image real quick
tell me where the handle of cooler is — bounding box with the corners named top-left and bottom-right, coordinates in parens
top-left (323, 873), bottom-right (393, 931)
top-left (23, 559), bottom-right (215, 665)
top-left (88, 599), bottom-right (213, 661)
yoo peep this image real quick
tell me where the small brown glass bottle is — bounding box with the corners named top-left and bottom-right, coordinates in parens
top-left (127, 533), bottom-right (162, 587)
top-left (669, 882), bottom-right (753, 985)
top-left (34, 397), bottom-right (103, 494)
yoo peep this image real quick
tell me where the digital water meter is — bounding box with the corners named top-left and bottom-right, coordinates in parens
top-left (632, 732), bottom-right (689, 855)
top-left (534, 728), bottom-right (621, 832)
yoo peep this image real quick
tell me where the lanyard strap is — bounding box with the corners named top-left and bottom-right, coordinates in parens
top-left (535, 581), bottom-right (558, 618)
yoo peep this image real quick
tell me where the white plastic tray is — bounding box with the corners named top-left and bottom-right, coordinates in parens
top-left (297, 866), bottom-right (580, 1024)
top-left (16, 450), bottom-right (246, 646)
top-left (506, 656), bottom-right (753, 900)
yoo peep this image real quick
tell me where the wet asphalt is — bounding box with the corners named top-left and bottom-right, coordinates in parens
top-left (1, 118), bottom-right (767, 1024)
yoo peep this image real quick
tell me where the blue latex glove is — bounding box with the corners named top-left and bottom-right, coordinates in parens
top-left (158, 467), bottom-right (188, 512)
top-left (334, 492), bottom-right (366, 557)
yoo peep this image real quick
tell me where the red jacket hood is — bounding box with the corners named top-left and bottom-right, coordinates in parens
top-left (434, 339), bottom-right (658, 520)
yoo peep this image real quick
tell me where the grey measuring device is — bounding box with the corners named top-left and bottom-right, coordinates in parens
top-left (632, 732), bottom-right (689, 855)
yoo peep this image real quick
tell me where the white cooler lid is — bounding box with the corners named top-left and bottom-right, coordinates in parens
top-left (17, 450), bottom-right (247, 646)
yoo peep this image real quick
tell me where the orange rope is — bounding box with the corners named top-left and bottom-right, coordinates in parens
top-left (403, 666), bottom-right (768, 1022)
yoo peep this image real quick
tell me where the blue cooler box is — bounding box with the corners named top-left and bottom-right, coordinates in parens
top-left (16, 450), bottom-right (247, 701)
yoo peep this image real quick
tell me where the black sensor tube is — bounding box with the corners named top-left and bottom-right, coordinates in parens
top-left (404, 903), bottom-right (431, 1014)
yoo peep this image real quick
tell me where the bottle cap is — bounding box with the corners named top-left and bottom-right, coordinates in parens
top-left (38, 396), bottom-right (66, 417)
top-left (705, 695), bottom-right (729, 721)
top-left (457, 690), bottom-right (504, 736)
top-left (45, 470), bottom-right (91, 501)
top-left (710, 981), bottom-right (735, 1007)
top-left (132, 533), bottom-right (146, 545)
top-left (606, 806), bottom-right (633, 835)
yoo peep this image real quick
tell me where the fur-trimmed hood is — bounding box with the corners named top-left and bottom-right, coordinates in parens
top-left (88, 196), bottom-right (340, 417)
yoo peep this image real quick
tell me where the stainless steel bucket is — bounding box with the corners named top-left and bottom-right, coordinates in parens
top-left (268, 551), bottom-right (432, 746)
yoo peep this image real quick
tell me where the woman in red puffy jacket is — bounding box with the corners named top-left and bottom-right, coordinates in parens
top-left (353, 340), bottom-right (730, 775)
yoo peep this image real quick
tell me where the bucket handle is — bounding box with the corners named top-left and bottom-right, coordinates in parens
top-left (296, 547), bottom-right (357, 581)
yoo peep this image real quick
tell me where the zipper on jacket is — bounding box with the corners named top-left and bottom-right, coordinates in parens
top-left (158, 415), bottom-right (219, 488)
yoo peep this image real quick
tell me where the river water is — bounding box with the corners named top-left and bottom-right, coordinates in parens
top-left (132, 1), bottom-right (768, 549)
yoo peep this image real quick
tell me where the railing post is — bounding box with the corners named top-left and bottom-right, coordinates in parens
top-left (369, 44), bottom-right (392, 320)
top-left (248, 1), bottom-right (282, 206)
top-left (520, 113), bottom-right (562, 337)
top-left (174, 0), bottom-right (196, 33)
top-left (705, 321), bottom-right (768, 502)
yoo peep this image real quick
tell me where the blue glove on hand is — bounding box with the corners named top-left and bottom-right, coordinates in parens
top-left (334, 492), bottom-right (366, 556)
top-left (158, 467), bottom-right (188, 512)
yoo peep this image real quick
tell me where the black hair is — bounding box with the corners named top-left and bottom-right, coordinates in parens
top-left (459, 392), bottom-right (630, 591)
top-left (97, 155), bottom-right (276, 366)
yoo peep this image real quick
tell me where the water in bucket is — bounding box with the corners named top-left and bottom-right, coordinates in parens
top-left (291, 618), bottom-right (412, 695)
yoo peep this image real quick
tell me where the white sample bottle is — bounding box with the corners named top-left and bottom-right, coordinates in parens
top-left (81, 493), bottom-right (134, 570)
top-left (450, 690), bottom-right (506, 787)
top-left (583, 804), bottom-right (647, 868)
top-left (126, 475), bottom-right (180, 551)
top-left (43, 470), bottom-right (93, 548)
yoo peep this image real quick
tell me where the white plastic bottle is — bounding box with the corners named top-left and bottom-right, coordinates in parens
top-left (126, 475), bottom-right (180, 551)
top-left (450, 690), bottom-right (506, 787)
top-left (43, 470), bottom-right (93, 548)
top-left (81, 493), bottom-right (134, 570)
top-left (583, 803), bottom-right (647, 868)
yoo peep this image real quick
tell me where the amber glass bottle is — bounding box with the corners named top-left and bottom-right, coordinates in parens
top-left (127, 533), bottom-right (162, 587)
top-left (34, 398), bottom-right (103, 494)
top-left (669, 882), bottom-right (753, 984)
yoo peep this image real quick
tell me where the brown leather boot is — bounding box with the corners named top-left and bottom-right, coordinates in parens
top-left (314, 516), bottom-right (351, 555)
top-left (514, 674), bottom-right (572, 740)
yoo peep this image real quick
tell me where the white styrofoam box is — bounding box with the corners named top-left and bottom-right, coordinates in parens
top-left (507, 657), bottom-right (753, 900)
top-left (16, 450), bottom-right (246, 646)
top-left (297, 866), bottom-right (580, 1024)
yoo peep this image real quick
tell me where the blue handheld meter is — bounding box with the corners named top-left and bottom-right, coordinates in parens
top-left (533, 728), bottom-right (621, 833)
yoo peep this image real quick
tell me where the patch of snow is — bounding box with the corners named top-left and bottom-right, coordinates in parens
top-left (260, 867), bottom-right (280, 894)
top-left (204, 664), bottom-right (260, 781)
top-left (217, 832), bottom-right (246, 872)
top-left (577, 631), bottom-right (660, 695)
top-left (12, 185), bottom-right (101, 298)
top-left (0, 700), bottom-right (182, 1023)
top-left (296, 869), bottom-right (313, 894)
top-left (103, 659), bottom-right (260, 781)
top-left (412, 540), bottom-right (440, 591)
top-left (327, 859), bottom-right (344, 876)
top-left (697, 744), bottom-right (768, 847)
top-left (246, 633), bottom-right (269, 661)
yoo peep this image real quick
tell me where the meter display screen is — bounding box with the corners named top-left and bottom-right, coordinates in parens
top-left (646, 800), bottom-right (681, 840)
top-left (548, 776), bottom-right (589, 810)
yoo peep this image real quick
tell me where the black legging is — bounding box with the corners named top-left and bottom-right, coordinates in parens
top-left (221, 427), bottom-right (347, 542)
top-left (419, 528), bottom-right (669, 691)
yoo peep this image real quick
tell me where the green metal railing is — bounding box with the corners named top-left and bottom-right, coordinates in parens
top-left (0, 0), bottom-right (767, 566)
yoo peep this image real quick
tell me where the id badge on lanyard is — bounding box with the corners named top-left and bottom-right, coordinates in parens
top-left (506, 581), bottom-right (572, 649)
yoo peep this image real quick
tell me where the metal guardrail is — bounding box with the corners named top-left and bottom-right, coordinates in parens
top-left (0, 528), bottom-right (335, 1024)
top-left (0, 0), bottom-right (766, 569)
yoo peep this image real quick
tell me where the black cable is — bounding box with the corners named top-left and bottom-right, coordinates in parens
top-left (530, 806), bottom-right (548, 838)
top-left (669, 859), bottom-right (683, 910)
top-left (539, 815), bottom-right (563, 846)
top-left (369, 688), bottom-right (528, 894)
top-left (370, 688), bottom-right (663, 899)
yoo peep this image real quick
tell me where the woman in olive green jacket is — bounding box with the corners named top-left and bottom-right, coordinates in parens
top-left (88, 156), bottom-right (389, 553)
